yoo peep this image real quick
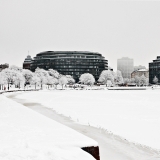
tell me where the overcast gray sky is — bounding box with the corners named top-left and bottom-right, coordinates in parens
top-left (0, 0), bottom-right (160, 70)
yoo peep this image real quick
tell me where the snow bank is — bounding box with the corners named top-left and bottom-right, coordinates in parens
top-left (0, 95), bottom-right (97, 160)
top-left (15, 90), bottom-right (160, 150)
top-left (107, 87), bottom-right (147, 90)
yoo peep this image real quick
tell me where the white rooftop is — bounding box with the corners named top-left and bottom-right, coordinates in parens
top-left (138, 69), bottom-right (148, 72)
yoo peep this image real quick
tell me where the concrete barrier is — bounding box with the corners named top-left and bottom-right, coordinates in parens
top-left (82, 146), bottom-right (100, 160)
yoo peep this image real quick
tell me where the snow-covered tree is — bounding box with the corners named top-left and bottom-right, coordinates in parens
top-left (135, 76), bottom-right (140, 86)
top-left (9, 66), bottom-right (25, 88)
top-left (106, 80), bottom-right (112, 87)
top-left (66, 75), bottom-right (75, 85)
top-left (79, 73), bottom-right (95, 85)
top-left (1, 68), bottom-right (18, 90)
top-left (139, 74), bottom-right (147, 86)
top-left (111, 71), bottom-right (116, 79)
top-left (30, 74), bottom-right (40, 89)
top-left (59, 76), bottom-right (68, 89)
top-left (145, 78), bottom-right (149, 86)
top-left (123, 78), bottom-right (130, 85)
top-left (153, 76), bottom-right (158, 84)
top-left (98, 70), bottom-right (114, 85)
top-left (53, 78), bottom-right (59, 89)
top-left (47, 76), bottom-right (55, 89)
top-left (22, 69), bottom-right (33, 85)
top-left (58, 74), bottom-right (64, 79)
top-left (0, 73), bottom-right (6, 90)
top-left (13, 72), bottom-right (25, 89)
top-left (48, 69), bottom-right (59, 78)
top-left (35, 68), bottom-right (48, 89)
top-left (115, 70), bottom-right (123, 85)
top-left (10, 65), bottom-right (23, 72)
top-left (130, 78), bottom-right (135, 83)
top-left (48, 69), bottom-right (61, 88)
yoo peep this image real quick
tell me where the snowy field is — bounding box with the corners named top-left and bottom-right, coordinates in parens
top-left (14, 89), bottom-right (160, 151)
top-left (0, 94), bottom-right (97, 160)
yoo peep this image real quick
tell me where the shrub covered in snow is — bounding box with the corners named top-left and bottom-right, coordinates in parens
top-left (79, 73), bottom-right (95, 85)
top-left (153, 76), bottom-right (158, 84)
top-left (98, 70), bottom-right (114, 85)
top-left (59, 76), bottom-right (68, 89)
top-left (66, 75), bottom-right (75, 85)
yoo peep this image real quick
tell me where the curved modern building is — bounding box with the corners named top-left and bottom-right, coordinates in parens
top-left (30, 51), bottom-right (108, 81)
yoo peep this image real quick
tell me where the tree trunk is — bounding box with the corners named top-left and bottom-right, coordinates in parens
top-left (35, 83), bottom-right (36, 90)
top-left (0, 84), bottom-right (1, 90)
top-left (8, 83), bottom-right (9, 90)
top-left (41, 83), bottom-right (42, 90)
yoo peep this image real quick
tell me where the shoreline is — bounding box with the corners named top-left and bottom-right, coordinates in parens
top-left (7, 92), bottom-right (160, 160)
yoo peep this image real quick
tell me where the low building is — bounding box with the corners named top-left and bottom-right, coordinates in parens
top-left (134, 65), bottom-right (146, 71)
top-left (0, 63), bottom-right (9, 71)
top-left (23, 55), bottom-right (32, 70)
top-left (131, 69), bottom-right (149, 78)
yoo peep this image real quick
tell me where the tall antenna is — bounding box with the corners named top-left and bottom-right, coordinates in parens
top-left (28, 51), bottom-right (29, 56)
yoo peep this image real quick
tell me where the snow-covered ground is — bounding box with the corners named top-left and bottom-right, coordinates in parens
top-left (13, 89), bottom-right (160, 151)
top-left (0, 94), bottom-right (97, 160)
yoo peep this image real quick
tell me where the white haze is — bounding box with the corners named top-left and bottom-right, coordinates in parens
top-left (0, 0), bottom-right (160, 70)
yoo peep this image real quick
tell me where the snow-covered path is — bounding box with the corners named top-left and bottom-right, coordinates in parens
top-left (8, 92), bottom-right (160, 160)
top-left (0, 93), bottom-right (98, 160)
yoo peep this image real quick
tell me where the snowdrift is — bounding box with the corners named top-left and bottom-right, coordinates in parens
top-left (0, 95), bottom-right (98, 160)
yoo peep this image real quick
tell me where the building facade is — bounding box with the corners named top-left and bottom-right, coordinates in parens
top-left (23, 55), bottom-right (32, 70)
top-left (30, 51), bottom-right (108, 81)
top-left (117, 57), bottom-right (134, 79)
top-left (149, 56), bottom-right (160, 84)
top-left (131, 69), bottom-right (149, 79)
top-left (0, 63), bottom-right (9, 71)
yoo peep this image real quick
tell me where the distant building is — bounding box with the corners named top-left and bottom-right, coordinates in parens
top-left (117, 57), bottom-right (134, 79)
top-left (23, 55), bottom-right (32, 70)
top-left (131, 69), bottom-right (149, 79)
top-left (134, 65), bottom-right (146, 71)
top-left (0, 63), bottom-right (9, 71)
top-left (149, 56), bottom-right (160, 84)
